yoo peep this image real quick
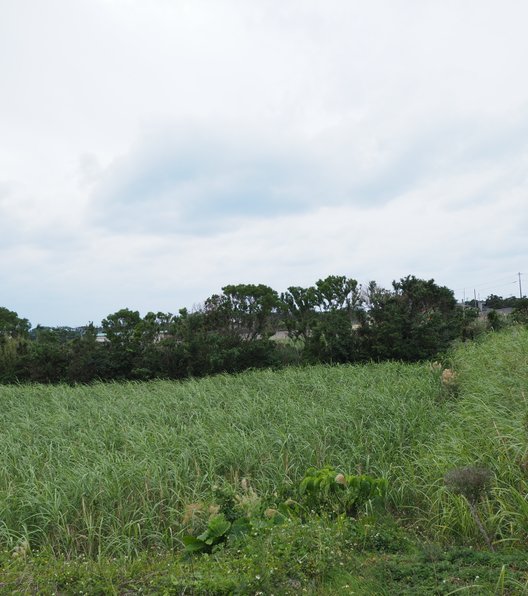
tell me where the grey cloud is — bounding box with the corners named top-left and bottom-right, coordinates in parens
top-left (0, 180), bottom-right (88, 254)
top-left (90, 127), bottom-right (325, 235)
top-left (346, 108), bottom-right (528, 206)
top-left (89, 121), bottom-right (441, 238)
top-left (87, 103), bottom-right (528, 240)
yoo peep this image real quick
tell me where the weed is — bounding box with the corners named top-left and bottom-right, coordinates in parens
top-left (182, 513), bottom-right (232, 554)
top-left (298, 466), bottom-right (387, 517)
top-left (444, 466), bottom-right (492, 504)
top-left (445, 466), bottom-right (495, 550)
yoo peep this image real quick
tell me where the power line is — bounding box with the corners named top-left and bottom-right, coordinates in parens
top-left (473, 275), bottom-right (518, 289)
top-left (470, 281), bottom-right (517, 294)
top-left (452, 274), bottom-right (518, 293)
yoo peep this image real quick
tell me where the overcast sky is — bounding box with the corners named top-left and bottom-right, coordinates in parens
top-left (1, 0), bottom-right (527, 326)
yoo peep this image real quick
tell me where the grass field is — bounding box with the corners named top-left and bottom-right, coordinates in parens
top-left (0, 327), bottom-right (527, 593)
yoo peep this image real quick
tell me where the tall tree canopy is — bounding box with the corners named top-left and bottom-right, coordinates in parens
top-left (0, 307), bottom-right (30, 340)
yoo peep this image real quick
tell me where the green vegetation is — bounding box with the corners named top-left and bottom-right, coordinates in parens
top-left (1, 327), bottom-right (528, 593)
top-left (297, 466), bottom-right (387, 517)
top-left (0, 359), bottom-right (441, 555)
top-left (0, 274), bottom-right (480, 383)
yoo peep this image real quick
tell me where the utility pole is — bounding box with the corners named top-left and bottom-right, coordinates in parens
top-left (519, 272), bottom-right (523, 299)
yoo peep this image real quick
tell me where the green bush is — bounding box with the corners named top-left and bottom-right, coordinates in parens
top-left (298, 466), bottom-right (387, 516)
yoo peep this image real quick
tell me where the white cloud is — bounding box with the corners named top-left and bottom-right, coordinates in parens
top-left (1, 0), bottom-right (527, 325)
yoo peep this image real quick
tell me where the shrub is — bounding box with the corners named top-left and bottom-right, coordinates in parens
top-left (445, 466), bottom-right (494, 550)
top-left (444, 466), bottom-right (492, 504)
top-left (298, 466), bottom-right (387, 516)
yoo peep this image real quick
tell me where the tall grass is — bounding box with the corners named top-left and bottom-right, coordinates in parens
top-left (0, 327), bottom-right (526, 556)
top-left (409, 327), bottom-right (528, 546)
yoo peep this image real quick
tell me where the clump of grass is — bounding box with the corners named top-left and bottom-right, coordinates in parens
top-left (444, 466), bottom-right (492, 504)
top-left (409, 327), bottom-right (528, 546)
top-left (445, 466), bottom-right (494, 550)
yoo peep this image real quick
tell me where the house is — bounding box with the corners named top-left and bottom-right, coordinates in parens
top-left (95, 332), bottom-right (110, 344)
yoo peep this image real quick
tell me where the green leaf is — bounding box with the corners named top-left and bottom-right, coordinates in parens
top-left (182, 535), bottom-right (207, 553)
top-left (270, 512), bottom-right (287, 525)
top-left (207, 514), bottom-right (231, 539)
top-left (299, 478), bottom-right (310, 495)
top-left (230, 517), bottom-right (251, 536)
top-left (278, 502), bottom-right (295, 517)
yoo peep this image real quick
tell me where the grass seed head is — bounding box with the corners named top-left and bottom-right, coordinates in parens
top-left (208, 504), bottom-right (221, 516)
top-left (444, 466), bottom-right (492, 504)
top-left (182, 502), bottom-right (204, 525)
top-left (441, 368), bottom-right (457, 385)
top-left (11, 539), bottom-right (30, 559)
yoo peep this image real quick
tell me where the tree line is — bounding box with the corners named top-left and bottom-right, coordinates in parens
top-left (1, 275), bottom-right (526, 384)
top-left (465, 294), bottom-right (524, 309)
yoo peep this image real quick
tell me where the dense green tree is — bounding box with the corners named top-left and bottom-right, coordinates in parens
top-left (0, 336), bottom-right (24, 382)
top-left (0, 308), bottom-right (31, 382)
top-left (281, 276), bottom-right (363, 363)
top-left (24, 327), bottom-right (70, 382)
top-left (314, 275), bottom-right (362, 313)
top-left (101, 308), bottom-right (143, 378)
top-left (0, 307), bottom-right (30, 340)
top-left (66, 324), bottom-right (104, 383)
top-left (512, 298), bottom-right (528, 325)
top-left (194, 285), bottom-right (281, 373)
top-left (137, 311), bottom-right (176, 346)
top-left (362, 276), bottom-right (464, 361)
top-left (280, 285), bottom-right (318, 342)
top-left (306, 276), bottom-right (363, 363)
top-left (0, 274), bottom-right (490, 384)
top-left (305, 309), bottom-right (362, 363)
top-left (101, 309), bottom-right (142, 346)
top-left (486, 310), bottom-right (505, 331)
top-left (470, 295), bottom-right (521, 310)
top-left (484, 294), bottom-right (505, 309)
top-left (204, 284), bottom-right (280, 341)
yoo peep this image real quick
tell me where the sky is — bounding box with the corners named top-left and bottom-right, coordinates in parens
top-left (1, 0), bottom-right (527, 327)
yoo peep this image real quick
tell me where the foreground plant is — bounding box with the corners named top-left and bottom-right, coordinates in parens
top-left (297, 466), bottom-right (388, 517)
top-left (182, 466), bottom-right (388, 557)
top-left (444, 466), bottom-right (494, 551)
top-left (182, 513), bottom-right (232, 554)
